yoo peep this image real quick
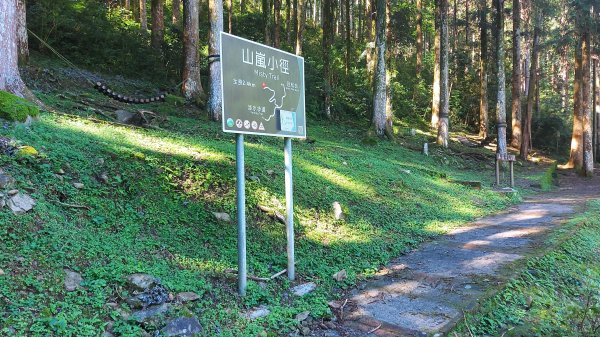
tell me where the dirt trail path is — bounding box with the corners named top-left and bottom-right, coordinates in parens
top-left (313, 170), bottom-right (600, 337)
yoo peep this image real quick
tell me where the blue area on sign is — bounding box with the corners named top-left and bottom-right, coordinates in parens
top-left (279, 110), bottom-right (297, 132)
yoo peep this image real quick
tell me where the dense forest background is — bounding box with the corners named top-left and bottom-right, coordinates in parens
top-left (16, 0), bottom-right (600, 160)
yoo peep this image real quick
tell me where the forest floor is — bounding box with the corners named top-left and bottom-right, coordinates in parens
top-left (313, 169), bottom-right (600, 337)
top-left (0, 56), bottom-right (587, 337)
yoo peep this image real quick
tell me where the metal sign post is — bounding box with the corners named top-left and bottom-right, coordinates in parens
top-left (220, 32), bottom-right (305, 296)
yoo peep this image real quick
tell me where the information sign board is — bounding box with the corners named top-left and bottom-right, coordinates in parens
top-left (220, 32), bottom-right (306, 138)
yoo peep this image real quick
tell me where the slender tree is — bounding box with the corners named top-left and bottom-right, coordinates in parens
top-left (323, 0), bottom-right (334, 118)
top-left (372, 0), bottom-right (388, 137)
top-left (581, 24), bottom-right (593, 176)
top-left (345, 0), bottom-right (352, 74)
top-left (140, 0), bottom-right (148, 31)
top-left (566, 41), bottom-right (584, 169)
top-left (182, 0), bottom-right (204, 102)
top-left (151, 0), bottom-right (164, 49)
top-left (16, 0), bottom-right (28, 65)
top-left (510, 0), bottom-right (522, 148)
top-left (437, 0), bottom-right (450, 147)
top-left (494, 0), bottom-right (507, 155)
top-left (295, 0), bottom-right (305, 55)
top-left (431, 0), bottom-right (441, 129)
top-left (520, 11), bottom-right (540, 160)
top-left (208, 0), bottom-right (224, 121)
top-left (479, 0), bottom-right (488, 138)
top-left (228, 0), bottom-right (233, 33)
top-left (274, 0), bottom-right (281, 48)
top-left (173, 0), bottom-right (181, 24)
top-left (416, 0), bottom-right (423, 79)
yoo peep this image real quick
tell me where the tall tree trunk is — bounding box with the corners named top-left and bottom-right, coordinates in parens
top-left (140, 0), bottom-right (148, 31)
top-left (431, 0), bottom-right (441, 129)
top-left (365, 0), bottom-right (375, 79)
top-left (437, 0), bottom-right (450, 147)
top-left (16, 0), bottom-right (28, 65)
top-left (182, 0), bottom-right (204, 102)
top-left (372, 0), bottom-right (388, 137)
top-left (0, 0), bottom-right (28, 97)
top-left (151, 0), bottom-right (164, 49)
top-left (263, 0), bottom-right (273, 45)
top-left (479, 0), bottom-right (488, 137)
top-left (228, 0), bottom-right (233, 33)
top-left (274, 0), bottom-right (281, 48)
top-left (494, 0), bottom-right (507, 155)
top-left (416, 0), bottom-right (423, 79)
top-left (510, 0), bottom-right (521, 148)
top-left (581, 29), bottom-right (593, 176)
top-left (323, 0), bottom-right (333, 118)
top-left (286, 0), bottom-right (292, 45)
top-left (208, 0), bottom-right (224, 121)
top-left (292, 0), bottom-right (298, 47)
top-left (566, 40), bottom-right (584, 169)
top-left (520, 12), bottom-right (539, 160)
top-left (594, 59), bottom-right (599, 161)
top-left (345, 0), bottom-right (352, 74)
top-left (125, 0), bottom-right (131, 9)
top-left (295, 0), bottom-right (305, 55)
top-left (173, 0), bottom-right (181, 24)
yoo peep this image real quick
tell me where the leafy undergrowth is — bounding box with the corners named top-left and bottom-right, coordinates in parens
top-left (0, 63), bottom-right (543, 336)
top-left (453, 200), bottom-right (600, 337)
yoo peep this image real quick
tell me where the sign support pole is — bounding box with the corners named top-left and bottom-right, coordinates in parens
top-left (284, 137), bottom-right (295, 281)
top-left (236, 133), bottom-right (247, 296)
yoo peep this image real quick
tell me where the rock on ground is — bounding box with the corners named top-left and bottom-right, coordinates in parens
top-left (161, 317), bottom-right (202, 337)
top-left (127, 273), bottom-right (159, 290)
top-left (64, 269), bottom-right (83, 291)
top-left (7, 193), bottom-right (36, 215)
top-left (291, 282), bottom-right (316, 297)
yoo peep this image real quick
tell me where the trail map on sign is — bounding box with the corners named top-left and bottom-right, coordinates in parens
top-left (220, 32), bottom-right (306, 138)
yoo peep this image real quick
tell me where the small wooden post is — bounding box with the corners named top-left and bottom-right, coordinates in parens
top-left (495, 158), bottom-right (500, 185)
top-left (510, 161), bottom-right (514, 187)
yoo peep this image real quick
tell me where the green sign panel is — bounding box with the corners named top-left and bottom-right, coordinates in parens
top-left (220, 32), bottom-right (306, 138)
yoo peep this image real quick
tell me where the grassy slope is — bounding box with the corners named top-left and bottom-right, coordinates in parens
top-left (452, 200), bottom-right (600, 337)
top-left (0, 69), bottom-right (534, 336)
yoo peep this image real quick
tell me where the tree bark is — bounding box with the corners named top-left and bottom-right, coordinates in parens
top-left (510, 0), bottom-right (521, 148)
top-left (0, 0), bottom-right (27, 97)
top-left (437, 0), bottom-right (449, 147)
top-left (173, 0), bottom-right (181, 24)
top-left (182, 0), bottom-right (204, 102)
top-left (581, 29), bottom-right (593, 176)
top-left (208, 0), bottom-right (224, 121)
top-left (416, 0), bottom-right (423, 79)
top-left (263, 0), bottom-right (273, 45)
top-left (345, 0), bottom-right (352, 75)
top-left (295, 0), bottom-right (305, 55)
top-left (151, 0), bottom-right (164, 50)
top-left (228, 0), bottom-right (232, 33)
top-left (274, 0), bottom-right (281, 48)
top-left (140, 0), bottom-right (148, 31)
top-left (431, 0), bottom-right (441, 129)
top-left (365, 0), bottom-right (375, 80)
top-left (520, 12), bottom-right (539, 160)
top-left (323, 0), bottom-right (333, 118)
top-left (16, 0), bottom-right (28, 65)
top-left (479, 0), bottom-right (489, 138)
top-left (372, 0), bottom-right (387, 137)
top-left (286, 0), bottom-right (291, 45)
top-left (566, 40), bottom-right (583, 170)
top-left (494, 0), bottom-right (507, 155)
top-left (594, 59), bottom-right (599, 161)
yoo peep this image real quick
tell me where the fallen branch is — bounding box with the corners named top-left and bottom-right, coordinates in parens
top-left (257, 204), bottom-right (286, 224)
top-left (366, 324), bottom-right (382, 335)
top-left (56, 201), bottom-right (91, 210)
top-left (224, 268), bottom-right (287, 282)
top-left (340, 298), bottom-right (349, 321)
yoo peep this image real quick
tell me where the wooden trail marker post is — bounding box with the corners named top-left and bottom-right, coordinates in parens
top-left (220, 32), bottom-right (306, 296)
top-left (495, 153), bottom-right (516, 188)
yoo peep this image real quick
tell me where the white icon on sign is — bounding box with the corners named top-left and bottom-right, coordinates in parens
top-left (244, 120), bottom-right (250, 129)
top-left (236, 119), bottom-right (243, 128)
top-left (251, 121), bottom-right (258, 130)
top-left (258, 122), bottom-right (265, 131)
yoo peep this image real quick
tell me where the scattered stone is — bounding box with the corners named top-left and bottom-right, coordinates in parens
top-left (98, 173), bottom-right (109, 184)
top-left (332, 202), bottom-right (345, 221)
top-left (130, 303), bottom-right (170, 323)
top-left (342, 161), bottom-right (348, 166)
top-left (291, 282), bottom-right (316, 297)
top-left (212, 212), bottom-right (231, 222)
top-left (8, 189), bottom-right (18, 196)
top-left (0, 173), bottom-right (15, 189)
top-left (464, 284), bottom-right (472, 289)
top-left (73, 182), bottom-right (84, 189)
top-left (0, 198), bottom-right (5, 209)
top-left (130, 284), bottom-right (170, 307)
top-left (328, 301), bottom-right (342, 309)
top-left (0, 269), bottom-right (5, 276)
top-left (96, 158), bottom-right (105, 165)
top-left (115, 110), bottom-right (143, 126)
top-left (7, 193), bottom-right (35, 215)
top-left (400, 168), bottom-right (411, 174)
top-left (175, 292), bottom-right (201, 302)
top-left (300, 327), bottom-right (311, 335)
top-left (409, 128), bottom-right (417, 136)
top-left (161, 317), bottom-right (202, 337)
top-left (296, 311), bottom-right (310, 322)
top-left (332, 269), bottom-right (347, 282)
top-left (57, 169), bottom-right (65, 175)
top-left (422, 143), bottom-right (429, 156)
top-left (266, 169), bottom-right (275, 176)
top-left (249, 175), bottom-right (260, 183)
top-left (244, 305), bottom-right (270, 320)
top-left (127, 273), bottom-right (159, 291)
top-left (64, 269), bottom-right (83, 291)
